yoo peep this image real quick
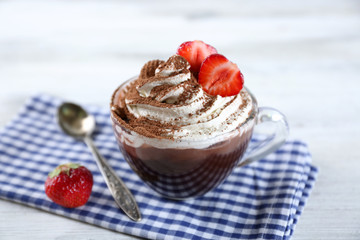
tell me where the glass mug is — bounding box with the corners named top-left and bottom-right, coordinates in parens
top-left (110, 77), bottom-right (289, 199)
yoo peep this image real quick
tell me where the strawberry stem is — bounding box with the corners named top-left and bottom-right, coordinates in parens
top-left (48, 163), bottom-right (81, 178)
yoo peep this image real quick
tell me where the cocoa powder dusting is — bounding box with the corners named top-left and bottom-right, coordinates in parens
top-left (139, 60), bottom-right (164, 79)
top-left (111, 54), bottom-right (251, 140)
top-left (111, 55), bottom-right (193, 140)
top-left (156, 55), bottom-right (189, 73)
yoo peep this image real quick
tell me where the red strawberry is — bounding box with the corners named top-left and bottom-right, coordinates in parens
top-left (198, 54), bottom-right (244, 97)
top-left (45, 163), bottom-right (93, 208)
top-left (176, 40), bottom-right (217, 75)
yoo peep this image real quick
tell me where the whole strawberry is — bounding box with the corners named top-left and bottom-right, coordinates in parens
top-left (45, 163), bottom-right (93, 208)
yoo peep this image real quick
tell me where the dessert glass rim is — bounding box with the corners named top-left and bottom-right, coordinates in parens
top-left (110, 76), bottom-right (258, 146)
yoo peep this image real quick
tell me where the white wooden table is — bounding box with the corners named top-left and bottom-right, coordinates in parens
top-left (1, 0), bottom-right (359, 239)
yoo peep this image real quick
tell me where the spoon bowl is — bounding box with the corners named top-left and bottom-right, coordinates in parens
top-left (57, 102), bottom-right (141, 222)
top-left (57, 103), bottom-right (95, 139)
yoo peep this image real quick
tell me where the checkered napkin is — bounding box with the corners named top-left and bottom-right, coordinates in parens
top-left (0, 94), bottom-right (317, 240)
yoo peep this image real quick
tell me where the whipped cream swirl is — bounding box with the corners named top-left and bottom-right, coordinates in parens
top-left (113, 55), bottom-right (253, 148)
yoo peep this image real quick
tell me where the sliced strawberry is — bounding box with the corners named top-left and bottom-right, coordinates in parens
top-left (198, 54), bottom-right (244, 97)
top-left (176, 40), bottom-right (217, 75)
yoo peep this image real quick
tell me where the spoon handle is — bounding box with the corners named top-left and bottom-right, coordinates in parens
top-left (84, 136), bottom-right (141, 222)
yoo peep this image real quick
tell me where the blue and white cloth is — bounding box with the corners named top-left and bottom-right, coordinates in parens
top-left (0, 94), bottom-right (317, 240)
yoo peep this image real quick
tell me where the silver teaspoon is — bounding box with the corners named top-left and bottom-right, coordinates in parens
top-left (57, 102), bottom-right (141, 222)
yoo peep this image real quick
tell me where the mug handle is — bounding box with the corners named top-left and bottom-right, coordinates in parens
top-left (237, 107), bottom-right (289, 167)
